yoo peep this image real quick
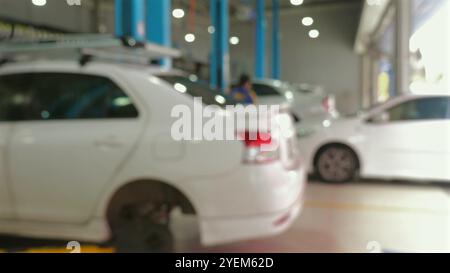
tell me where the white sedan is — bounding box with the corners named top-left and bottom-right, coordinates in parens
top-left (252, 79), bottom-right (338, 131)
top-left (298, 93), bottom-right (450, 183)
top-left (0, 60), bottom-right (306, 252)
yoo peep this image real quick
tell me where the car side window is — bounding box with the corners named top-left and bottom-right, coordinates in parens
top-left (1, 73), bottom-right (138, 121)
top-left (0, 74), bottom-right (35, 122)
top-left (252, 84), bottom-right (281, 97)
top-left (387, 97), bottom-right (450, 122)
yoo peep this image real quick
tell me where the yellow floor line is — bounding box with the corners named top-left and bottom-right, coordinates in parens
top-left (25, 246), bottom-right (115, 253)
top-left (15, 246), bottom-right (115, 253)
top-left (305, 200), bottom-right (450, 215)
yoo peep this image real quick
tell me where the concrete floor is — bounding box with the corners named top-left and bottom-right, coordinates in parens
top-left (1, 179), bottom-right (449, 253)
top-left (173, 180), bottom-right (450, 253)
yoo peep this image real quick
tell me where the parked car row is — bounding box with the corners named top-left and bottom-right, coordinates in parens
top-left (0, 55), bottom-right (449, 252)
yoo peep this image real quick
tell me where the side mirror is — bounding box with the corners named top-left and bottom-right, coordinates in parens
top-left (368, 112), bottom-right (390, 124)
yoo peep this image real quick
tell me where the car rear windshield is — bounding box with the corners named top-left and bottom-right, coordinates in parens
top-left (252, 83), bottom-right (282, 97)
top-left (295, 86), bottom-right (314, 94)
top-left (158, 75), bottom-right (237, 106)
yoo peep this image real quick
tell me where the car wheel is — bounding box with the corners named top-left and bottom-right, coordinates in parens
top-left (316, 145), bottom-right (359, 183)
top-left (111, 202), bottom-right (174, 253)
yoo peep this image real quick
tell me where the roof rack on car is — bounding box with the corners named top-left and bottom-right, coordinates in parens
top-left (0, 34), bottom-right (181, 66)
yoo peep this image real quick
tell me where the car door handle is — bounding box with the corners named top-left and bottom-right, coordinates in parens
top-left (94, 137), bottom-right (124, 149)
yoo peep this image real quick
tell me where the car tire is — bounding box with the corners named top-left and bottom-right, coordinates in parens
top-left (109, 201), bottom-right (174, 253)
top-left (107, 181), bottom-right (195, 253)
top-left (315, 144), bottom-right (359, 183)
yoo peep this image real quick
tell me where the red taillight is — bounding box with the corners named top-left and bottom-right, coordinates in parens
top-left (322, 95), bottom-right (336, 113)
top-left (239, 131), bottom-right (279, 164)
top-left (242, 131), bottom-right (272, 147)
top-left (322, 97), bottom-right (330, 112)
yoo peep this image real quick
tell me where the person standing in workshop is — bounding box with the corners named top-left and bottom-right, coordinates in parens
top-left (230, 74), bottom-right (258, 104)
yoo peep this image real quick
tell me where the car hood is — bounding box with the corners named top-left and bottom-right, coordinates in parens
top-left (326, 116), bottom-right (361, 128)
top-left (297, 116), bottom-right (361, 136)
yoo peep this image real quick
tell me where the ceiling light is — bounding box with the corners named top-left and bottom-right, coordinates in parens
top-left (215, 95), bottom-right (226, 105)
top-left (172, 8), bottom-right (185, 19)
top-left (189, 74), bottom-right (199, 82)
top-left (302, 17), bottom-right (314, 26)
top-left (174, 83), bottom-right (187, 93)
top-left (185, 33), bottom-right (196, 43)
top-left (290, 0), bottom-right (304, 6)
top-left (309, 29), bottom-right (320, 39)
top-left (230, 36), bottom-right (240, 45)
top-left (366, 0), bottom-right (382, 6)
top-left (32, 0), bottom-right (47, 6)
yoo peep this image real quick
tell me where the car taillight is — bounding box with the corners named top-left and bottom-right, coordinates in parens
top-left (322, 95), bottom-right (336, 113)
top-left (240, 131), bottom-right (279, 164)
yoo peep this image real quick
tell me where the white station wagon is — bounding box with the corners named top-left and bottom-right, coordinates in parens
top-left (0, 60), bottom-right (306, 252)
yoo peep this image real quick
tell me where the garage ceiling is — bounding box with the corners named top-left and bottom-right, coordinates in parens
top-left (97, 0), bottom-right (361, 19)
top-left (171, 0), bottom-right (361, 18)
top-left (0, 0), bottom-right (362, 38)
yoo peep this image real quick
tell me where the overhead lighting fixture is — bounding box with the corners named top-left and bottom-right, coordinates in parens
top-left (172, 8), bottom-right (185, 19)
top-left (366, 0), bottom-right (382, 6)
top-left (215, 95), bottom-right (226, 105)
top-left (189, 74), bottom-right (199, 82)
top-left (185, 33), bottom-right (196, 43)
top-left (208, 26), bottom-right (215, 34)
top-left (285, 91), bottom-right (294, 101)
top-left (309, 29), bottom-right (320, 39)
top-left (302, 17), bottom-right (314, 26)
top-left (290, 0), bottom-right (304, 6)
top-left (174, 83), bottom-right (187, 93)
top-left (230, 36), bottom-right (240, 45)
top-left (32, 0), bottom-right (47, 6)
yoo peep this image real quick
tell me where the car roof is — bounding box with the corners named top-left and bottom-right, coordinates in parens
top-left (253, 78), bottom-right (285, 87)
top-left (0, 59), bottom-right (184, 76)
top-left (386, 92), bottom-right (450, 105)
top-left (402, 91), bottom-right (450, 97)
top-left (363, 92), bottom-right (450, 116)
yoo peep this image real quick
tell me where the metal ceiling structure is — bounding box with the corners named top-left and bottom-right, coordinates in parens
top-left (174, 0), bottom-right (361, 19)
top-left (100, 0), bottom-right (361, 19)
top-left (1, 0), bottom-right (362, 90)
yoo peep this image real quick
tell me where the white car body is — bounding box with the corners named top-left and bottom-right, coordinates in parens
top-left (0, 60), bottom-right (306, 246)
top-left (252, 79), bottom-right (338, 132)
top-left (298, 93), bottom-right (450, 182)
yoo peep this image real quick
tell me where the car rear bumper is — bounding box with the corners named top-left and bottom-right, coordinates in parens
top-left (186, 160), bottom-right (307, 246)
top-left (200, 193), bottom-right (304, 246)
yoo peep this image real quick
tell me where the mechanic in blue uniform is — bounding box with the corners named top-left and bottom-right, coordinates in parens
top-left (230, 74), bottom-right (258, 104)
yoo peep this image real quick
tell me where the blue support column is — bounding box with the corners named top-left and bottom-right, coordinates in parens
top-left (146, 0), bottom-right (172, 67)
top-left (210, 0), bottom-right (218, 89)
top-left (210, 0), bottom-right (230, 91)
top-left (115, 0), bottom-right (145, 41)
top-left (255, 0), bottom-right (266, 79)
top-left (220, 0), bottom-right (230, 91)
top-left (272, 0), bottom-right (281, 80)
top-left (115, 0), bottom-right (124, 37)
